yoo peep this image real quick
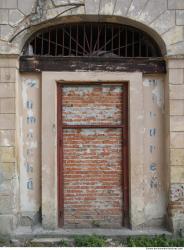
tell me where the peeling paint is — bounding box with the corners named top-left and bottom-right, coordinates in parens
top-left (19, 74), bottom-right (41, 215)
top-left (152, 80), bottom-right (164, 108)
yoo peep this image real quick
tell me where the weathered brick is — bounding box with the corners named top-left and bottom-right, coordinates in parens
top-left (170, 84), bottom-right (184, 99)
top-left (0, 10), bottom-right (8, 24)
top-left (44, 6), bottom-right (72, 19)
top-left (18, 0), bottom-right (35, 15)
top-left (0, 195), bottom-right (13, 214)
top-left (170, 149), bottom-right (184, 165)
top-left (171, 166), bottom-right (184, 183)
top-left (170, 116), bottom-right (184, 132)
top-left (0, 179), bottom-right (12, 193)
top-left (127, 0), bottom-right (148, 18)
top-left (53, 0), bottom-right (84, 5)
top-left (0, 68), bottom-right (16, 83)
top-left (0, 25), bottom-right (14, 40)
top-left (0, 215), bottom-right (14, 234)
top-left (162, 26), bottom-right (183, 46)
top-left (9, 9), bottom-right (24, 26)
top-left (113, 0), bottom-right (132, 16)
top-left (170, 100), bottom-right (184, 115)
top-left (0, 0), bottom-right (17, 9)
top-left (0, 147), bottom-right (15, 163)
top-left (169, 69), bottom-right (184, 84)
top-left (0, 130), bottom-right (15, 146)
top-left (0, 98), bottom-right (15, 114)
top-left (170, 183), bottom-right (184, 202)
top-left (170, 132), bottom-right (184, 148)
top-left (0, 83), bottom-right (15, 98)
top-left (70, 5), bottom-right (85, 15)
top-left (99, 0), bottom-right (115, 15)
top-left (150, 10), bottom-right (175, 35)
top-left (176, 10), bottom-right (184, 25)
top-left (63, 85), bottom-right (123, 228)
top-left (85, 0), bottom-right (100, 14)
top-left (0, 163), bottom-right (15, 179)
top-left (0, 58), bottom-right (18, 68)
top-left (139, 0), bottom-right (167, 24)
top-left (167, 42), bottom-right (184, 56)
top-left (0, 114), bottom-right (15, 129)
top-left (168, 59), bottom-right (184, 69)
top-left (168, 0), bottom-right (184, 10)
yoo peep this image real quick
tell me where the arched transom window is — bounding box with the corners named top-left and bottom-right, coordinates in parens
top-left (23, 22), bottom-right (162, 57)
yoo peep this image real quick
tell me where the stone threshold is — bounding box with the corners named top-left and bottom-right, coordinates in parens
top-left (12, 226), bottom-right (172, 239)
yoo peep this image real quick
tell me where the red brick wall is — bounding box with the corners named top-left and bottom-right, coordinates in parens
top-left (62, 85), bottom-right (124, 228)
top-left (63, 85), bottom-right (123, 125)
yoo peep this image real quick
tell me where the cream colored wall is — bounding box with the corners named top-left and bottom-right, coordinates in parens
top-left (18, 73), bottom-right (41, 225)
top-left (142, 75), bottom-right (166, 227)
top-left (0, 56), bottom-right (19, 234)
top-left (167, 59), bottom-right (184, 232)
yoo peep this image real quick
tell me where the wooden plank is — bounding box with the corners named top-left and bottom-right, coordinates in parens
top-left (20, 56), bottom-right (166, 74)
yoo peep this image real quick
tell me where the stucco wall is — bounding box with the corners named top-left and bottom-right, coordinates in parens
top-left (18, 73), bottom-right (41, 226)
top-left (0, 0), bottom-right (183, 235)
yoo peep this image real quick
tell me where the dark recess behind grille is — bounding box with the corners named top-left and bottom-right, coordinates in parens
top-left (23, 23), bottom-right (161, 57)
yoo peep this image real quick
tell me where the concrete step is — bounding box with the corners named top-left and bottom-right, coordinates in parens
top-left (13, 226), bottom-right (172, 239)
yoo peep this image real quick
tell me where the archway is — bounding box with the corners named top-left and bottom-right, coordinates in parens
top-left (19, 18), bottom-right (167, 230)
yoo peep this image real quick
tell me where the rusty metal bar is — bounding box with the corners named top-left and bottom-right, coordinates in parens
top-left (84, 24), bottom-right (90, 55)
top-left (25, 22), bottom-right (162, 58)
top-left (69, 25), bottom-right (71, 55)
top-left (55, 29), bottom-right (57, 56)
top-left (90, 23), bottom-right (92, 55)
top-left (125, 28), bottom-right (127, 57)
top-left (41, 32), bottom-right (43, 55)
top-left (118, 26), bottom-right (120, 56)
top-left (132, 31), bottom-right (134, 57)
top-left (76, 24), bottom-right (78, 56)
top-left (62, 27), bottom-right (64, 56)
top-left (48, 31), bottom-right (50, 55)
top-left (34, 37), bottom-right (36, 55)
top-left (111, 24), bottom-right (113, 52)
top-left (139, 33), bottom-right (141, 57)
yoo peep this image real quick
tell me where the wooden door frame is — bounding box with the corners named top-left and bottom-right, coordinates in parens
top-left (57, 81), bottom-right (129, 228)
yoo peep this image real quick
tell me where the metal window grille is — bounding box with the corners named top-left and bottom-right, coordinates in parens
top-left (24, 23), bottom-right (161, 57)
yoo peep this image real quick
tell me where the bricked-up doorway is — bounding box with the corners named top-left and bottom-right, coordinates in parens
top-left (57, 82), bottom-right (128, 228)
